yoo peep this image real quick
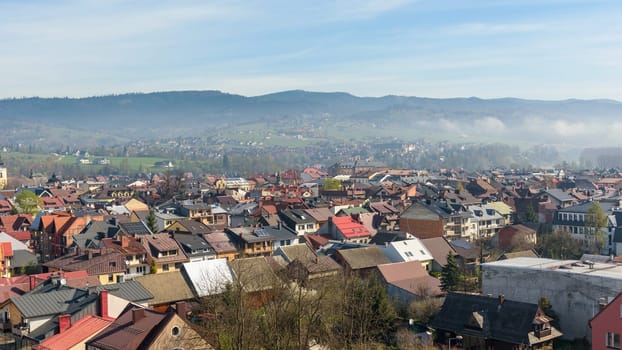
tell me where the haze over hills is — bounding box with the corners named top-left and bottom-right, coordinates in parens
top-left (1, 90), bottom-right (622, 150)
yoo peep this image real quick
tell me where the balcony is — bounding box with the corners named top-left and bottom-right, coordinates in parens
top-left (534, 327), bottom-right (551, 338)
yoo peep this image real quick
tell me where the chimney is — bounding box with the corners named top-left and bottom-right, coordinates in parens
top-left (88, 250), bottom-right (93, 260)
top-left (498, 294), bottom-right (505, 305)
top-left (121, 235), bottom-right (129, 248)
top-left (58, 314), bottom-right (71, 333)
top-left (132, 308), bottom-right (145, 324)
top-left (175, 301), bottom-right (188, 320)
top-left (100, 290), bottom-right (109, 319)
top-left (328, 216), bottom-right (334, 234)
top-left (29, 275), bottom-right (36, 290)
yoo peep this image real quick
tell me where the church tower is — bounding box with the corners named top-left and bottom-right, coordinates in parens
top-left (0, 158), bottom-right (6, 190)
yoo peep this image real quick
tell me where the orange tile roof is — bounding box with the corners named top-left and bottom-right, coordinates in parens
top-left (35, 314), bottom-right (113, 350)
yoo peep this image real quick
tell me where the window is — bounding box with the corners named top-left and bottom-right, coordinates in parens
top-left (108, 274), bottom-right (114, 282)
top-left (172, 326), bottom-right (180, 337)
top-left (162, 264), bottom-right (170, 271)
top-left (607, 332), bottom-right (620, 349)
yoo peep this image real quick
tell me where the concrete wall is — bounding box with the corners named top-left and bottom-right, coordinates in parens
top-left (482, 264), bottom-right (622, 341)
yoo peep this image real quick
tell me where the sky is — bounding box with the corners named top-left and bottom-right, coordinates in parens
top-left (1, 0), bottom-right (621, 100)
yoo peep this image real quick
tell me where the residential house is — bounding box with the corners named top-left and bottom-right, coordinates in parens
top-left (399, 200), bottom-right (472, 241)
top-left (377, 261), bottom-right (442, 304)
top-left (72, 218), bottom-right (120, 251)
top-left (420, 237), bottom-right (457, 273)
top-left (141, 233), bottom-right (188, 274)
top-left (135, 271), bottom-right (195, 311)
top-left (101, 235), bottom-right (149, 280)
top-left (487, 201), bottom-right (515, 225)
top-left (260, 223), bottom-right (299, 250)
top-left (431, 293), bottom-right (561, 349)
top-left (226, 226), bottom-right (274, 257)
top-left (317, 216), bottom-right (373, 244)
top-left (496, 224), bottom-right (537, 251)
top-left (203, 231), bottom-right (239, 261)
top-left (5, 280), bottom-right (152, 341)
top-left (279, 209), bottom-right (318, 236)
top-left (165, 218), bottom-right (213, 236)
top-left (172, 232), bottom-right (216, 262)
top-left (34, 212), bottom-right (88, 262)
top-left (229, 256), bottom-right (281, 295)
top-left (332, 246), bottom-right (390, 277)
top-left (590, 292), bottom-right (622, 350)
top-left (274, 244), bottom-right (342, 281)
top-left (366, 201), bottom-right (400, 231)
top-left (379, 238), bottom-right (434, 271)
top-left (44, 249), bottom-right (127, 285)
top-left (552, 201), bottom-right (617, 253)
top-left (118, 221), bottom-right (152, 237)
top-left (302, 207), bottom-right (333, 231)
top-left (33, 314), bottom-right (113, 350)
top-left (544, 188), bottom-right (577, 209)
top-left (450, 239), bottom-right (489, 271)
top-left (0, 214), bottom-right (33, 244)
top-left (182, 259), bottom-right (233, 297)
top-left (86, 303), bottom-right (212, 350)
top-left (467, 204), bottom-right (506, 239)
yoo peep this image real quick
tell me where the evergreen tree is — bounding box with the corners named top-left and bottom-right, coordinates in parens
top-left (441, 252), bottom-right (460, 292)
top-left (525, 204), bottom-right (537, 223)
top-left (146, 209), bottom-right (158, 233)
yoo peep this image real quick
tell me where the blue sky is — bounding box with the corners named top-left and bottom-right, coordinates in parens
top-left (1, 0), bottom-right (621, 100)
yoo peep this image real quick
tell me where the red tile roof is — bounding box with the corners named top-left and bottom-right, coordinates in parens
top-left (331, 216), bottom-right (371, 239)
top-left (35, 314), bottom-right (113, 350)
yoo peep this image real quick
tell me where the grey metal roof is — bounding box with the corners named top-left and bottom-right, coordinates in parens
top-left (11, 249), bottom-right (37, 268)
top-left (94, 280), bottom-right (153, 302)
top-left (12, 289), bottom-right (82, 318)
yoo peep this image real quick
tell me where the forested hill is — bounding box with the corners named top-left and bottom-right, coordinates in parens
top-left (1, 90), bottom-right (621, 129)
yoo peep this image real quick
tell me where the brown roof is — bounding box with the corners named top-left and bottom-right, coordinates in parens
top-left (420, 237), bottom-right (457, 267)
top-left (335, 246), bottom-right (390, 270)
top-left (44, 249), bottom-right (127, 276)
top-left (141, 233), bottom-right (188, 264)
top-left (87, 306), bottom-right (168, 350)
top-left (377, 261), bottom-right (442, 296)
top-left (203, 231), bottom-right (238, 254)
top-left (303, 208), bottom-right (332, 222)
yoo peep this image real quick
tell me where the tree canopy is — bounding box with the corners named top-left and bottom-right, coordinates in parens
top-left (440, 252), bottom-right (461, 292)
top-left (13, 190), bottom-right (40, 215)
top-left (585, 201), bottom-right (608, 253)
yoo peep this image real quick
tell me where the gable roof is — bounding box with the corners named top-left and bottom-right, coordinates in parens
top-left (230, 257), bottom-right (281, 293)
top-left (420, 237), bottom-right (456, 267)
top-left (335, 246), bottom-right (390, 270)
top-left (331, 216), bottom-right (372, 239)
top-left (119, 221), bottom-right (152, 236)
top-left (86, 305), bottom-right (167, 350)
top-left (431, 293), bottom-right (561, 345)
top-left (34, 314), bottom-right (113, 350)
top-left (93, 280), bottom-right (154, 303)
top-left (182, 259), bottom-right (233, 297)
top-left (135, 271), bottom-right (195, 305)
top-left (377, 261), bottom-right (441, 296)
top-left (382, 239), bottom-right (434, 263)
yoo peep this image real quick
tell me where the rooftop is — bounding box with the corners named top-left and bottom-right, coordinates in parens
top-left (483, 257), bottom-right (622, 280)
